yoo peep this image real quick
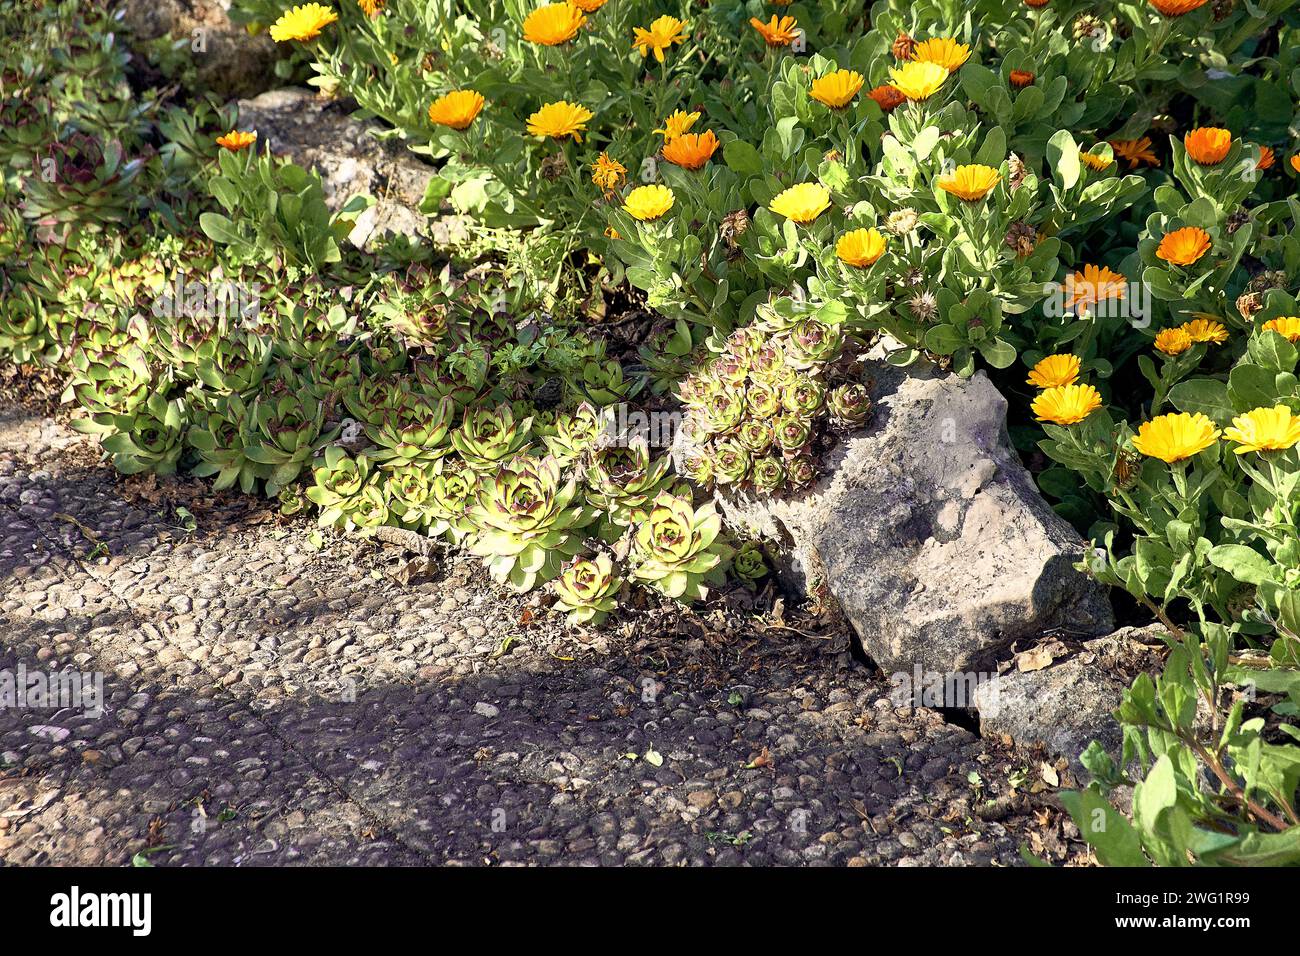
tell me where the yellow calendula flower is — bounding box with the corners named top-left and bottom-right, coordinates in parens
top-left (428, 90), bottom-right (485, 130)
top-left (910, 37), bottom-right (971, 72)
top-left (888, 60), bottom-right (949, 100)
top-left (1027, 354), bottom-right (1081, 389)
top-left (590, 152), bottom-right (626, 193)
top-left (1261, 316), bottom-right (1300, 342)
top-left (1062, 264), bottom-right (1125, 315)
top-left (662, 130), bottom-right (720, 170)
top-left (1131, 412), bottom-right (1220, 463)
top-left (1156, 226), bottom-right (1211, 266)
top-left (836, 228), bottom-right (887, 267)
top-left (1223, 405), bottom-right (1300, 454)
top-left (654, 110), bottom-right (700, 141)
top-left (633, 15), bottom-right (687, 62)
top-left (526, 100), bottom-right (593, 141)
top-left (937, 164), bottom-right (1000, 201)
top-left (624, 184), bottom-right (675, 221)
top-left (523, 3), bottom-right (586, 46)
top-left (269, 3), bottom-right (338, 42)
top-left (1183, 127), bottom-right (1232, 165)
top-left (1031, 383), bottom-right (1103, 425)
top-left (810, 69), bottom-right (864, 109)
top-left (1079, 150), bottom-right (1112, 171)
top-left (1182, 317), bottom-right (1228, 344)
top-left (215, 130), bottom-right (257, 151)
top-left (1154, 327), bottom-right (1193, 355)
top-left (750, 15), bottom-right (799, 47)
top-left (769, 183), bottom-right (831, 223)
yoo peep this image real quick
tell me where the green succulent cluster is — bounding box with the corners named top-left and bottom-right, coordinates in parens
top-left (679, 299), bottom-right (871, 496)
top-left (629, 492), bottom-right (733, 601)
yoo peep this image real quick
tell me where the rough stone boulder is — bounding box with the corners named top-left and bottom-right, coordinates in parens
top-left (703, 358), bottom-right (1114, 676)
top-left (121, 0), bottom-right (277, 100)
top-left (234, 88), bottom-right (464, 251)
top-left (974, 626), bottom-right (1163, 773)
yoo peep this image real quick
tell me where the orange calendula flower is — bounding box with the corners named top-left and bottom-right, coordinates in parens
top-left (654, 109), bottom-right (700, 141)
top-left (1027, 354), bottom-right (1082, 389)
top-left (623, 184), bottom-right (675, 221)
top-left (1182, 317), bottom-right (1228, 344)
top-left (1009, 69), bottom-right (1034, 88)
top-left (1223, 406), bottom-right (1300, 454)
top-left (1079, 150), bottom-right (1112, 171)
top-left (572, 0), bottom-right (607, 10)
top-left (269, 3), bottom-right (338, 42)
top-left (590, 152), bottom-right (626, 193)
top-left (1256, 146), bottom-right (1275, 171)
top-left (522, 3), bottom-right (586, 46)
top-left (1291, 155), bottom-right (1300, 175)
top-left (769, 183), bottom-right (831, 223)
top-left (888, 61), bottom-right (949, 100)
top-left (215, 130), bottom-right (257, 151)
top-left (632, 15), bottom-right (687, 62)
top-left (526, 100), bottom-right (593, 141)
top-left (1132, 412), bottom-right (1220, 463)
top-left (1154, 327), bottom-right (1193, 355)
top-left (1156, 226), bottom-right (1212, 266)
top-left (662, 130), bottom-right (720, 170)
top-left (1149, 0), bottom-right (1210, 15)
top-left (937, 164), bottom-right (1000, 201)
top-left (866, 84), bottom-right (907, 112)
top-left (1183, 127), bottom-right (1232, 165)
top-left (1261, 316), bottom-right (1300, 342)
top-left (810, 69), bottom-right (865, 109)
top-left (1032, 384), bottom-right (1103, 425)
top-left (1062, 264), bottom-right (1126, 316)
top-left (1110, 137), bottom-right (1159, 169)
top-left (750, 15), bottom-right (799, 47)
top-left (836, 228), bottom-right (887, 267)
top-left (428, 90), bottom-right (485, 130)
top-left (357, 0), bottom-right (384, 15)
top-left (911, 37), bottom-right (971, 73)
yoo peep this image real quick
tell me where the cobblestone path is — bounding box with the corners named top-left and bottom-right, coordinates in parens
top-left (0, 402), bottom-right (1068, 866)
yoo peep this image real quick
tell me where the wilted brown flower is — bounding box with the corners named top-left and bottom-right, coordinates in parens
top-left (720, 209), bottom-right (751, 249)
top-left (1007, 153), bottom-right (1028, 191)
top-left (891, 31), bottom-right (915, 60)
top-left (540, 152), bottom-right (569, 180)
top-left (1005, 222), bottom-right (1037, 257)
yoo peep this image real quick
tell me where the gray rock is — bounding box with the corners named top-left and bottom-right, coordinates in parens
top-left (702, 357), bottom-right (1113, 675)
top-left (233, 88), bottom-right (463, 251)
top-left (121, 0), bottom-right (278, 100)
top-left (974, 626), bottom-right (1164, 774)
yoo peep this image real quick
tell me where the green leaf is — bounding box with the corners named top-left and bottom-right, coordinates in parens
top-left (723, 140), bottom-right (762, 177)
top-left (1207, 544), bottom-right (1277, 586)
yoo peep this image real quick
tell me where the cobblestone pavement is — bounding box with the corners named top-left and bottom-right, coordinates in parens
top-left (0, 399), bottom-right (1076, 866)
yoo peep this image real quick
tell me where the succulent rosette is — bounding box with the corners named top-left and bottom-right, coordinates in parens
top-left (452, 405), bottom-right (533, 471)
top-left (469, 455), bottom-right (595, 591)
top-left (552, 553), bottom-right (623, 625)
top-left (629, 493), bottom-right (732, 600)
top-left (828, 383), bottom-right (872, 428)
